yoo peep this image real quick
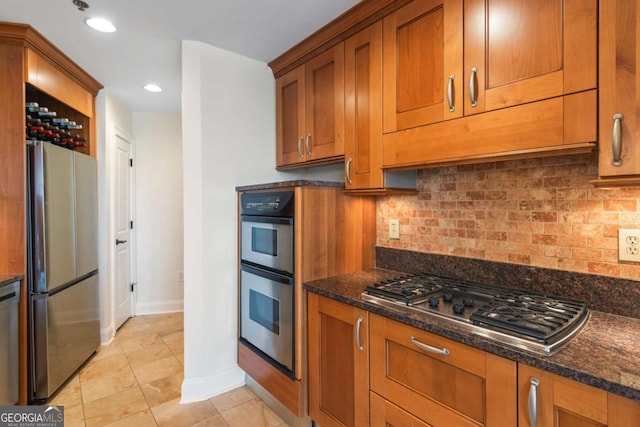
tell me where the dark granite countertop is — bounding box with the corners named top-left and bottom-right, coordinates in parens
top-left (0, 275), bottom-right (22, 288)
top-left (304, 268), bottom-right (640, 402)
top-left (235, 180), bottom-right (344, 192)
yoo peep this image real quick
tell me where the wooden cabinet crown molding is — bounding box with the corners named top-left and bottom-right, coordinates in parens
top-left (268, 0), bottom-right (412, 78)
top-left (0, 22), bottom-right (103, 95)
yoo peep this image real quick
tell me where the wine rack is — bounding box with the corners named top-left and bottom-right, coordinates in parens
top-left (25, 84), bottom-right (91, 155)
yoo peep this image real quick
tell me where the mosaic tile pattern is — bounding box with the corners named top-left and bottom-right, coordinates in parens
top-left (377, 153), bottom-right (640, 280)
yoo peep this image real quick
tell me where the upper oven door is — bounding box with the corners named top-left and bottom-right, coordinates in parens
top-left (241, 216), bottom-right (293, 275)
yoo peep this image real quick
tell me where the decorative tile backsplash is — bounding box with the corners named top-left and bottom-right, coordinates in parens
top-left (377, 153), bottom-right (640, 281)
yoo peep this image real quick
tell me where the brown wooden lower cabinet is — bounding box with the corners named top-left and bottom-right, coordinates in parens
top-left (370, 391), bottom-right (432, 427)
top-left (369, 313), bottom-right (517, 427)
top-left (307, 293), bottom-right (369, 427)
top-left (518, 364), bottom-right (640, 427)
top-left (307, 295), bottom-right (640, 427)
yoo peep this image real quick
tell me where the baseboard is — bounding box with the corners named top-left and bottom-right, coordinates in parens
top-left (180, 365), bottom-right (245, 403)
top-left (100, 325), bottom-right (115, 345)
top-left (135, 299), bottom-right (184, 315)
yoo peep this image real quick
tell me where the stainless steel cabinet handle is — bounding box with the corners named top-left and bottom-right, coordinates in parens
top-left (305, 133), bottom-right (312, 157)
top-left (447, 75), bottom-right (455, 112)
top-left (612, 113), bottom-right (624, 166)
top-left (345, 157), bottom-right (353, 185)
top-left (528, 376), bottom-right (540, 427)
top-left (297, 136), bottom-right (304, 158)
top-left (469, 67), bottom-right (478, 108)
top-left (410, 336), bottom-right (450, 356)
top-left (115, 239), bottom-right (127, 245)
top-left (355, 316), bottom-right (364, 352)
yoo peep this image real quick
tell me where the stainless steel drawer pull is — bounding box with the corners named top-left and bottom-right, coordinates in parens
top-left (297, 136), bottom-right (304, 158)
top-left (612, 113), bottom-right (624, 166)
top-left (447, 75), bottom-right (455, 112)
top-left (528, 376), bottom-right (540, 427)
top-left (469, 67), bottom-right (478, 107)
top-left (355, 316), bottom-right (364, 352)
top-left (305, 133), bottom-right (312, 157)
top-left (410, 336), bottom-right (450, 356)
top-left (345, 157), bottom-right (353, 185)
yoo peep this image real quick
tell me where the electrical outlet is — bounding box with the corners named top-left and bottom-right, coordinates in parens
top-left (618, 229), bottom-right (640, 263)
top-left (389, 219), bottom-right (400, 240)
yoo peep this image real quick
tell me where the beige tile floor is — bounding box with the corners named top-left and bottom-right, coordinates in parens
top-left (50, 313), bottom-right (289, 427)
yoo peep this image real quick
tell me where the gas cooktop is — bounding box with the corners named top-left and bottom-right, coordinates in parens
top-left (361, 273), bottom-right (589, 355)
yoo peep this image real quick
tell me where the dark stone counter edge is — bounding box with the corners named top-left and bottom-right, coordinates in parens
top-left (235, 180), bottom-right (344, 192)
top-left (0, 275), bottom-right (23, 288)
top-left (304, 283), bottom-right (640, 403)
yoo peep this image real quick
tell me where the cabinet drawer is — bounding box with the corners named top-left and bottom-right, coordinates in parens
top-left (369, 314), bottom-right (516, 427)
top-left (370, 392), bottom-right (431, 427)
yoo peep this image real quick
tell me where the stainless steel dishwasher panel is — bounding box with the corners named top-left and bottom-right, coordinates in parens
top-left (0, 281), bottom-right (20, 405)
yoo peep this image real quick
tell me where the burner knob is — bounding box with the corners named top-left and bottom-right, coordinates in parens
top-left (463, 298), bottom-right (475, 307)
top-left (453, 304), bottom-right (465, 314)
top-left (443, 293), bottom-right (453, 303)
top-left (428, 298), bottom-right (439, 307)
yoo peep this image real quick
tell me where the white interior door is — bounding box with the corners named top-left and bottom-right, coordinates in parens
top-left (114, 129), bottom-right (134, 330)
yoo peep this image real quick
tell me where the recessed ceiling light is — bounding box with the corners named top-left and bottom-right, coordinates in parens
top-left (85, 17), bottom-right (116, 33)
top-left (144, 84), bottom-right (163, 93)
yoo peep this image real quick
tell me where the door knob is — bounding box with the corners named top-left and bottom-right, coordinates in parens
top-left (115, 239), bottom-right (127, 245)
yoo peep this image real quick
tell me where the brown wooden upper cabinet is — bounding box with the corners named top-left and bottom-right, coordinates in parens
top-left (383, 0), bottom-right (596, 131)
top-left (463, 0), bottom-right (596, 115)
top-left (275, 44), bottom-right (345, 169)
top-left (381, 0), bottom-right (598, 168)
top-left (383, 0), bottom-right (463, 133)
top-left (344, 22), bottom-right (384, 191)
top-left (592, 0), bottom-right (640, 187)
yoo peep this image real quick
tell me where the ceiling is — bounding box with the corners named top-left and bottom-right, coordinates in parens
top-left (1, 0), bottom-right (360, 113)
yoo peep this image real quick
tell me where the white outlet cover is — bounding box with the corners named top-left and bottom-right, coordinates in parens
top-left (389, 219), bottom-right (400, 239)
top-left (618, 229), bottom-right (640, 263)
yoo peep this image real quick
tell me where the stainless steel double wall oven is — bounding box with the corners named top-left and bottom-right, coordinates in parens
top-left (239, 191), bottom-right (295, 378)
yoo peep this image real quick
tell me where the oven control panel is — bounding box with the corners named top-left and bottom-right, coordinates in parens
top-left (241, 191), bottom-right (294, 217)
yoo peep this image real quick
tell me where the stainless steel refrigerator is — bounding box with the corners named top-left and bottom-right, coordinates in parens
top-left (27, 141), bottom-right (100, 403)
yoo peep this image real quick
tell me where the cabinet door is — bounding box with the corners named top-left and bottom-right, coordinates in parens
top-left (464, 0), bottom-right (597, 115)
top-left (383, 0), bottom-right (463, 133)
top-left (344, 22), bottom-right (383, 190)
top-left (597, 0), bottom-right (640, 179)
top-left (608, 393), bottom-right (640, 427)
top-left (308, 293), bottom-right (368, 427)
top-left (276, 65), bottom-right (305, 167)
top-left (518, 365), bottom-right (608, 427)
top-left (370, 314), bottom-right (516, 427)
top-left (304, 44), bottom-right (345, 162)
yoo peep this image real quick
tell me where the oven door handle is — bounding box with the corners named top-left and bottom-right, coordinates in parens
top-left (410, 336), bottom-right (450, 356)
top-left (240, 263), bottom-right (293, 284)
top-left (240, 215), bottom-right (293, 226)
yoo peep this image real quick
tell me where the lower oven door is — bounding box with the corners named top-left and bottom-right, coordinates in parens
top-left (240, 263), bottom-right (294, 376)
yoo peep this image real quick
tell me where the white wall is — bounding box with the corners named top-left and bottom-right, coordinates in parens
top-left (96, 90), bottom-right (134, 343)
top-left (132, 112), bottom-right (184, 314)
top-left (181, 40), bottom-right (342, 402)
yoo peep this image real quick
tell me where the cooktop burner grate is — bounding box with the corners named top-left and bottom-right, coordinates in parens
top-left (362, 273), bottom-right (589, 354)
